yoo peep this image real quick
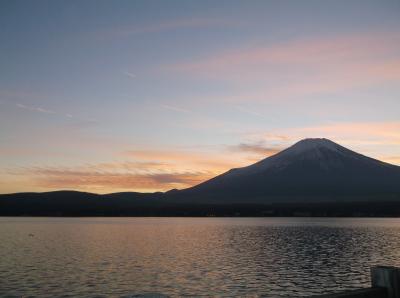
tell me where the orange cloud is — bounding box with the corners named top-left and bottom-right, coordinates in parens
top-left (8, 166), bottom-right (213, 193)
top-left (4, 142), bottom-right (284, 193)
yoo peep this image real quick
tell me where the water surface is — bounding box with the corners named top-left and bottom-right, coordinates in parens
top-left (1, 217), bottom-right (400, 297)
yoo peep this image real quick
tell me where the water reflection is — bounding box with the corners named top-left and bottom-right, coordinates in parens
top-left (1, 217), bottom-right (400, 297)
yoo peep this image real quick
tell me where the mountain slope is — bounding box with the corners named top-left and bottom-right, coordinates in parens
top-left (174, 138), bottom-right (400, 203)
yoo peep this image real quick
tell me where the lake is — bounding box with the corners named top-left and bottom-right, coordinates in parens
top-left (1, 217), bottom-right (400, 297)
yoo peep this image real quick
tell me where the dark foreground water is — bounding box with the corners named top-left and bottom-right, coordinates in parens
top-left (1, 217), bottom-right (400, 297)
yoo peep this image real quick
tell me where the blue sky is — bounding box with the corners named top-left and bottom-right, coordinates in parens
top-left (1, 0), bottom-right (399, 193)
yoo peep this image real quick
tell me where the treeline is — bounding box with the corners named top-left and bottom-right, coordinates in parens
top-left (1, 191), bottom-right (400, 217)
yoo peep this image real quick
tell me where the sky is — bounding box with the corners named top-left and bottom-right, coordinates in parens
top-left (0, 0), bottom-right (399, 194)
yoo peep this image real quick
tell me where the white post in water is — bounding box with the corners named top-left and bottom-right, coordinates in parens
top-left (371, 266), bottom-right (400, 298)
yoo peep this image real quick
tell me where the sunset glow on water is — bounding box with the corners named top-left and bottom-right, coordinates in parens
top-left (2, 217), bottom-right (400, 297)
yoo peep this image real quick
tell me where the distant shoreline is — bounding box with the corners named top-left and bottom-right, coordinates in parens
top-left (1, 194), bottom-right (400, 217)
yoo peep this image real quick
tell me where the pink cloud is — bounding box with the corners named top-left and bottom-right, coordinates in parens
top-left (163, 31), bottom-right (400, 102)
top-left (170, 32), bottom-right (400, 74)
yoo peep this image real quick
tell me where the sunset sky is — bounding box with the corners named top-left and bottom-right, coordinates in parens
top-left (1, 0), bottom-right (399, 194)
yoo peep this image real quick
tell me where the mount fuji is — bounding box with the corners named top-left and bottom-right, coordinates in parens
top-left (172, 138), bottom-right (400, 203)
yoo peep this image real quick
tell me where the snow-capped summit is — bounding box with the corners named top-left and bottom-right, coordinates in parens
top-left (287, 138), bottom-right (342, 153)
top-left (228, 138), bottom-right (366, 176)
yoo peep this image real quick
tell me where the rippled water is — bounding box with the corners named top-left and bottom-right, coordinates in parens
top-left (1, 217), bottom-right (400, 297)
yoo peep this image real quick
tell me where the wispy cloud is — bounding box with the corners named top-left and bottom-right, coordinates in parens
top-left (169, 32), bottom-right (400, 76)
top-left (9, 165), bottom-right (212, 193)
top-left (234, 105), bottom-right (262, 116)
top-left (227, 142), bottom-right (282, 156)
top-left (14, 102), bottom-right (96, 123)
top-left (298, 122), bottom-right (400, 145)
top-left (6, 145), bottom-right (250, 193)
top-left (245, 121), bottom-right (400, 146)
top-left (16, 103), bottom-right (55, 114)
top-left (160, 104), bottom-right (191, 114)
top-left (8, 138), bottom-right (287, 193)
top-left (164, 31), bottom-right (400, 101)
top-left (123, 149), bottom-right (239, 171)
top-left (108, 18), bottom-right (236, 37)
top-left (124, 71), bottom-right (136, 79)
